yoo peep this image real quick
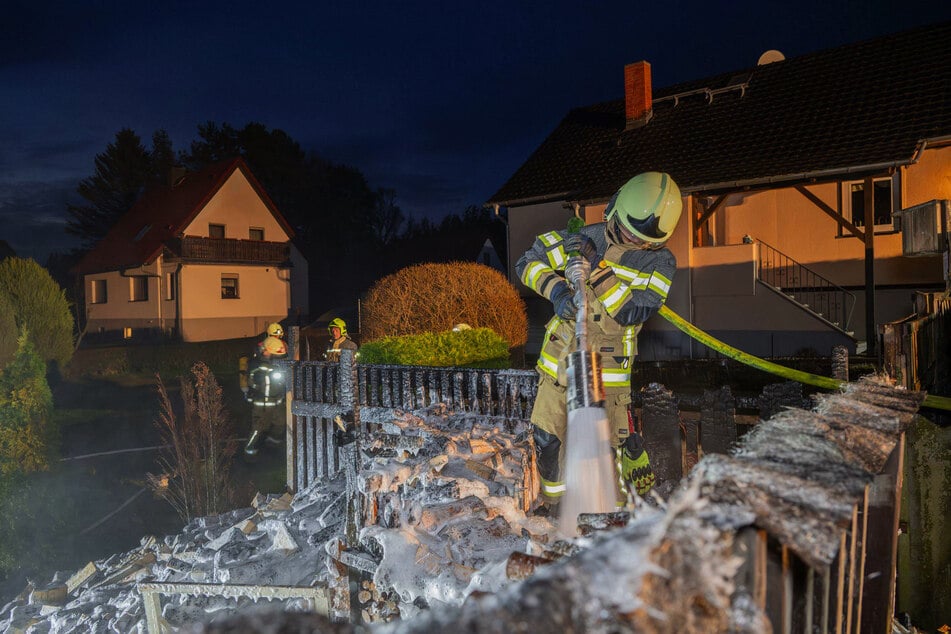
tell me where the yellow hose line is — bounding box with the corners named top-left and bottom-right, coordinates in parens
top-left (657, 305), bottom-right (951, 412)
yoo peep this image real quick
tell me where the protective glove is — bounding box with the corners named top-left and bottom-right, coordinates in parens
top-left (549, 281), bottom-right (577, 320)
top-left (619, 433), bottom-right (655, 496)
top-left (564, 233), bottom-right (600, 268)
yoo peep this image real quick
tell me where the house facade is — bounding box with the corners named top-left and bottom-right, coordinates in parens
top-left (489, 22), bottom-right (950, 360)
top-left (75, 158), bottom-right (307, 343)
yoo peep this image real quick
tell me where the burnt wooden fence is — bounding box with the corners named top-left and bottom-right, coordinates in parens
top-left (281, 326), bottom-right (909, 632)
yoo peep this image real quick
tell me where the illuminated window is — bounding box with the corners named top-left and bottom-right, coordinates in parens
top-left (130, 276), bottom-right (149, 302)
top-left (841, 177), bottom-right (899, 234)
top-left (90, 279), bottom-right (107, 304)
top-left (123, 327), bottom-right (133, 339)
top-left (249, 227), bottom-right (264, 241)
top-left (209, 223), bottom-right (226, 238)
top-left (221, 275), bottom-right (239, 299)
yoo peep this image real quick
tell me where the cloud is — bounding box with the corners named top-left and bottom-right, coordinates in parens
top-left (0, 179), bottom-right (80, 262)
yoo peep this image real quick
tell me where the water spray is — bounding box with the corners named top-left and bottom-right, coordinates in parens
top-left (559, 219), bottom-right (619, 536)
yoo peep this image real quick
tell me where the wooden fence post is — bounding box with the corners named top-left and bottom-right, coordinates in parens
top-left (639, 383), bottom-right (681, 498)
top-left (286, 326), bottom-right (300, 492)
top-left (698, 385), bottom-right (736, 458)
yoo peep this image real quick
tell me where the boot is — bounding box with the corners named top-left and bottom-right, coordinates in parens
top-left (244, 430), bottom-right (263, 456)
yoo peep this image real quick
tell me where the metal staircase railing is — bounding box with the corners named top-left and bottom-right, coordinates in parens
top-left (756, 240), bottom-right (856, 335)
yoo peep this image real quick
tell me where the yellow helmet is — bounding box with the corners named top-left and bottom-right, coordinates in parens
top-left (266, 322), bottom-right (284, 338)
top-left (328, 317), bottom-right (347, 336)
top-left (604, 172), bottom-right (683, 245)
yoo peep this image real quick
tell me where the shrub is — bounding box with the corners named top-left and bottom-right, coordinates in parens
top-left (362, 262), bottom-right (527, 348)
top-left (0, 293), bottom-right (16, 368)
top-left (0, 332), bottom-right (54, 476)
top-left (0, 257), bottom-right (74, 369)
top-left (148, 363), bottom-right (237, 522)
top-left (358, 327), bottom-right (510, 368)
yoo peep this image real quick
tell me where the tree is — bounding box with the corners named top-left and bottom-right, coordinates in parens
top-left (66, 128), bottom-right (176, 248)
top-left (0, 257), bottom-right (74, 369)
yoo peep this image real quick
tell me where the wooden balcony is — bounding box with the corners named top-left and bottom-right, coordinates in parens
top-left (169, 236), bottom-right (290, 265)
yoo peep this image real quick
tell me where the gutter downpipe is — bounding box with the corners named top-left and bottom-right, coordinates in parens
top-left (490, 203), bottom-right (512, 286)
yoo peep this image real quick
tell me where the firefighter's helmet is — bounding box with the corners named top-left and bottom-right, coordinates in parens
top-left (267, 322), bottom-right (284, 338)
top-left (604, 172), bottom-right (683, 245)
top-left (328, 317), bottom-right (347, 336)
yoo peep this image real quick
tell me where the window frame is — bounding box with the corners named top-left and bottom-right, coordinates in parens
top-left (129, 276), bottom-right (149, 302)
top-left (838, 174), bottom-right (901, 236)
top-left (209, 223), bottom-right (226, 239)
top-left (221, 274), bottom-right (239, 300)
top-left (249, 227), bottom-right (265, 241)
top-left (90, 279), bottom-right (108, 304)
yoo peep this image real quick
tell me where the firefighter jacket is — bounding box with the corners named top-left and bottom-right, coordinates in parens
top-left (325, 335), bottom-right (358, 363)
top-left (256, 335), bottom-right (287, 360)
top-left (515, 222), bottom-right (676, 394)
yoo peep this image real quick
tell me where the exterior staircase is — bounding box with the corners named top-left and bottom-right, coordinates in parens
top-left (755, 240), bottom-right (859, 344)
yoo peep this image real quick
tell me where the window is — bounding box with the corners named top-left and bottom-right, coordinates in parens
top-left (221, 275), bottom-right (239, 299)
top-left (841, 177), bottom-right (899, 233)
top-left (130, 276), bottom-right (149, 302)
top-left (249, 227), bottom-right (265, 241)
top-left (165, 272), bottom-right (176, 301)
top-left (123, 327), bottom-right (133, 339)
top-left (209, 223), bottom-right (226, 239)
top-left (90, 279), bottom-right (107, 304)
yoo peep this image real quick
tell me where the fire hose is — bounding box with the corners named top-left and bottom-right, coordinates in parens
top-left (656, 304), bottom-right (951, 412)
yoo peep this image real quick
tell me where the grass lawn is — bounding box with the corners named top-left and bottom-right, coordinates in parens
top-left (1, 367), bottom-right (286, 602)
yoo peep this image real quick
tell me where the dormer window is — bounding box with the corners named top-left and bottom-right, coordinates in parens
top-left (209, 224), bottom-right (226, 239)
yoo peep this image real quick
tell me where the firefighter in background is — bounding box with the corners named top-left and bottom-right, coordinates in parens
top-left (515, 172), bottom-right (683, 508)
top-left (324, 317), bottom-right (358, 362)
top-left (243, 322), bottom-right (288, 456)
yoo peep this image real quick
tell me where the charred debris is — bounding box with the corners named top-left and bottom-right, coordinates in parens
top-left (0, 375), bottom-right (923, 633)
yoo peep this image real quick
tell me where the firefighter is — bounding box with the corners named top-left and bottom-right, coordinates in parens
top-left (515, 172), bottom-right (683, 508)
top-left (245, 322), bottom-right (288, 456)
top-left (324, 317), bottom-right (358, 362)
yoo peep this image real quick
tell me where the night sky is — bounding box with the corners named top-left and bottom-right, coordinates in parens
top-left (2, 1), bottom-right (948, 262)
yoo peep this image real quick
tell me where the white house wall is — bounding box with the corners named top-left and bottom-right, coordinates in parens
top-left (179, 263), bottom-right (290, 342)
top-left (184, 170), bottom-right (291, 241)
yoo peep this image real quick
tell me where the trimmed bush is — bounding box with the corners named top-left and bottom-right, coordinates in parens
top-left (358, 327), bottom-right (510, 368)
top-left (0, 333), bottom-right (53, 476)
top-left (0, 257), bottom-right (74, 369)
top-left (362, 262), bottom-right (527, 348)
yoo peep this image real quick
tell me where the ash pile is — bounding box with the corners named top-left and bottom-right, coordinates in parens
top-left (0, 403), bottom-right (555, 632)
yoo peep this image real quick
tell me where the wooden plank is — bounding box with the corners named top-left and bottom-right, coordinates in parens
top-left (853, 486), bottom-right (870, 631)
top-left (835, 531), bottom-right (846, 634)
top-left (765, 537), bottom-right (786, 631)
top-left (860, 435), bottom-right (905, 633)
top-left (845, 504), bottom-right (858, 634)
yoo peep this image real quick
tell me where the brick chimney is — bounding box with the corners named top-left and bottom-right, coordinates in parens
top-left (625, 61), bottom-right (652, 129)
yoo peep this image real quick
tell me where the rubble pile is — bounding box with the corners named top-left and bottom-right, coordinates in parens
top-left (0, 404), bottom-right (555, 632)
top-left (330, 405), bottom-right (555, 621)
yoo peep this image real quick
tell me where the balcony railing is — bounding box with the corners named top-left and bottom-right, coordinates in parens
top-left (757, 240), bottom-right (856, 333)
top-left (171, 236), bottom-right (290, 264)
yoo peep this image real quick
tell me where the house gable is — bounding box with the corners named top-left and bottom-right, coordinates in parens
top-left (184, 168), bottom-right (291, 242)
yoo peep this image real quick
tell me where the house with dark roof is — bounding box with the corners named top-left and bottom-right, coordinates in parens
top-left (74, 158), bottom-right (308, 342)
top-left (488, 22), bottom-right (951, 360)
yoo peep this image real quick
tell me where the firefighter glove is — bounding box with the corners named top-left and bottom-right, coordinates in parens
top-left (620, 433), bottom-right (655, 496)
top-left (564, 234), bottom-right (599, 268)
top-left (549, 281), bottom-right (577, 320)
